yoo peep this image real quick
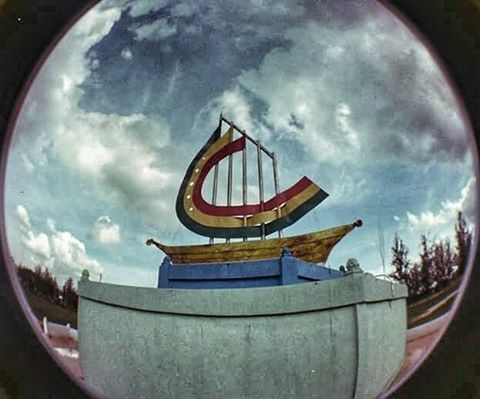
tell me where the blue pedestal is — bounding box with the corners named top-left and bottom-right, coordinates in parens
top-left (157, 248), bottom-right (344, 289)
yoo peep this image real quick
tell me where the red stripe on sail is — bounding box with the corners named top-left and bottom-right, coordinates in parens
top-left (189, 136), bottom-right (316, 217)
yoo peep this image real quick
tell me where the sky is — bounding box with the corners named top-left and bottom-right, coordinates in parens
top-left (4, 0), bottom-right (477, 287)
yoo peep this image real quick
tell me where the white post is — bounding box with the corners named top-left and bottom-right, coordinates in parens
top-left (42, 316), bottom-right (49, 336)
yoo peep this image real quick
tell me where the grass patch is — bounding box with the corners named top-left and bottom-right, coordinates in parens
top-left (408, 295), bottom-right (456, 329)
top-left (24, 291), bottom-right (78, 329)
top-left (407, 277), bottom-right (461, 328)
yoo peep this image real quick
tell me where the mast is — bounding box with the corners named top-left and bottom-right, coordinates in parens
top-left (221, 116), bottom-right (273, 240)
top-left (220, 116), bottom-right (273, 158)
top-left (242, 137), bottom-right (248, 242)
top-left (209, 115), bottom-right (222, 244)
top-left (272, 153), bottom-right (283, 238)
top-left (257, 140), bottom-right (266, 239)
top-left (226, 143), bottom-right (233, 243)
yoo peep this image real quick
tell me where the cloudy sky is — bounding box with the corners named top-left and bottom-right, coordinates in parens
top-left (4, 0), bottom-right (477, 287)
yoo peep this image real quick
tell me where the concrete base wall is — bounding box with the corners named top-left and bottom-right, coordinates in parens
top-left (78, 273), bottom-right (407, 399)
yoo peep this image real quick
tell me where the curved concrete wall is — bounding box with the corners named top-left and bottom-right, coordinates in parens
top-left (78, 273), bottom-right (407, 399)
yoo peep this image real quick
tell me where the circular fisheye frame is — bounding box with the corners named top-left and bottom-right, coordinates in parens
top-left (0, 1), bottom-right (479, 399)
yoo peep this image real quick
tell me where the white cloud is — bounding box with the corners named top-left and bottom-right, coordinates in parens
top-left (50, 229), bottom-right (103, 280)
top-left (12, 3), bottom-right (176, 221)
top-left (199, 17), bottom-right (469, 167)
top-left (196, 85), bottom-right (273, 146)
top-left (15, 205), bottom-right (31, 230)
top-left (123, 0), bottom-right (307, 45)
top-left (171, 3), bottom-right (195, 18)
top-left (399, 177), bottom-right (476, 240)
top-left (22, 231), bottom-right (51, 262)
top-left (92, 216), bottom-right (120, 244)
top-left (46, 219), bottom-right (56, 232)
top-left (331, 168), bottom-right (368, 205)
top-left (121, 48), bottom-right (133, 60)
top-left (124, 0), bottom-right (169, 18)
top-left (129, 18), bottom-right (177, 41)
top-left (14, 206), bottom-right (103, 283)
top-left (166, 60), bottom-right (181, 97)
top-left (215, 88), bottom-right (255, 134)
top-left (21, 154), bottom-right (34, 173)
top-left (123, 0), bottom-right (304, 20)
top-left (444, 177), bottom-right (477, 221)
top-left (335, 103), bottom-right (359, 150)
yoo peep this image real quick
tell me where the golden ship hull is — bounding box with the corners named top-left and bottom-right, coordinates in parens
top-left (147, 220), bottom-right (362, 264)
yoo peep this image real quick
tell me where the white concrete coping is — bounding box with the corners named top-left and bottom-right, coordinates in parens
top-left (78, 272), bottom-right (407, 317)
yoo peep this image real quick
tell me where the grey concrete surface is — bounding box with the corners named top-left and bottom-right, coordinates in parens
top-left (78, 272), bottom-right (406, 316)
top-left (78, 274), bottom-right (407, 399)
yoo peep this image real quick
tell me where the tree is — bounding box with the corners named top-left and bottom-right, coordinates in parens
top-left (418, 235), bottom-right (434, 294)
top-left (21, 265), bottom-right (60, 303)
top-left (389, 234), bottom-right (423, 298)
top-left (432, 239), bottom-right (455, 287)
top-left (390, 211), bottom-right (472, 302)
top-left (406, 263), bottom-right (423, 298)
top-left (455, 211), bottom-right (472, 275)
top-left (62, 277), bottom-right (78, 310)
top-left (389, 234), bottom-right (410, 285)
top-left (17, 264), bottom-right (36, 292)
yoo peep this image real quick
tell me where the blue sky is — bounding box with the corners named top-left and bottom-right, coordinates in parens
top-left (4, 0), bottom-right (476, 286)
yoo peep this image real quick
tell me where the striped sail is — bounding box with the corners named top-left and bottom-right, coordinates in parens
top-left (175, 116), bottom-right (329, 239)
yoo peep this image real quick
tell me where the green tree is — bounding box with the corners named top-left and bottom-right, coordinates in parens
top-left (455, 211), bottom-right (472, 274)
top-left (389, 234), bottom-right (410, 285)
top-left (391, 211), bottom-right (471, 302)
top-left (406, 263), bottom-right (423, 298)
top-left (432, 239), bottom-right (455, 287)
top-left (418, 235), bottom-right (434, 294)
top-left (62, 277), bottom-right (78, 310)
top-left (28, 265), bottom-right (60, 303)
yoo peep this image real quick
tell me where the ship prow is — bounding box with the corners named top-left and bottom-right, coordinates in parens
top-left (147, 219), bottom-right (362, 264)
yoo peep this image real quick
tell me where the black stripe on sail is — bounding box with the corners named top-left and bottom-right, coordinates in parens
top-left (265, 188), bottom-right (329, 236)
top-left (175, 123), bottom-right (222, 232)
